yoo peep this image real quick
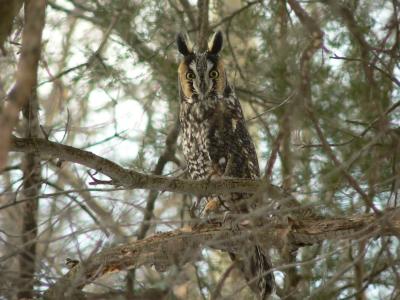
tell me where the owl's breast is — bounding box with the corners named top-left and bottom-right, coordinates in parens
top-left (180, 99), bottom-right (230, 179)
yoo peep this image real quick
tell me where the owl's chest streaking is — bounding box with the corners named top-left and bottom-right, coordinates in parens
top-left (180, 96), bottom-right (230, 180)
top-left (179, 94), bottom-right (260, 181)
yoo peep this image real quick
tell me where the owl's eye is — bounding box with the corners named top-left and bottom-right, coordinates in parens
top-left (209, 70), bottom-right (219, 79)
top-left (186, 72), bottom-right (195, 80)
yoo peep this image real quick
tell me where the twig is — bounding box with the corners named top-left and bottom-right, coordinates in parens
top-left (330, 54), bottom-right (400, 87)
top-left (87, 170), bottom-right (114, 185)
top-left (210, 262), bottom-right (236, 300)
top-left (0, 0), bottom-right (46, 170)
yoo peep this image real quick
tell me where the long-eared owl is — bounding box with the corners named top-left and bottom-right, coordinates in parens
top-left (177, 31), bottom-right (274, 299)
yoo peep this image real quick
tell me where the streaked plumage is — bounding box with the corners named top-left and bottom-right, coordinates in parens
top-left (177, 31), bottom-right (274, 299)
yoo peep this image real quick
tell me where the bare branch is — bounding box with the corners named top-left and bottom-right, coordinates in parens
top-left (43, 209), bottom-right (400, 299)
top-left (197, 0), bottom-right (209, 51)
top-left (0, 0), bottom-right (23, 53)
top-left (179, 0), bottom-right (197, 26)
top-left (10, 136), bottom-right (280, 196)
top-left (0, 0), bottom-right (46, 170)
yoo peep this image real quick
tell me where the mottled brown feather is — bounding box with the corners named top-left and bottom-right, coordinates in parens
top-left (178, 62), bottom-right (192, 98)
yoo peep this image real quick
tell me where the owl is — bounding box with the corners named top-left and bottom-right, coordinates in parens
top-left (177, 31), bottom-right (274, 299)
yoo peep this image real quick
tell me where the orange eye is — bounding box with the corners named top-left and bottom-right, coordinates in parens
top-left (186, 72), bottom-right (195, 80)
top-left (209, 70), bottom-right (219, 79)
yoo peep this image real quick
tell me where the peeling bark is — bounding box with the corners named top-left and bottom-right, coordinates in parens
top-left (43, 209), bottom-right (400, 299)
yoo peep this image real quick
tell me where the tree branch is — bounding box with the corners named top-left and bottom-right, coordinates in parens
top-left (0, 0), bottom-right (23, 54)
top-left (179, 0), bottom-right (196, 27)
top-left (197, 0), bottom-right (209, 51)
top-left (43, 208), bottom-right (400, 299)
top-left (0, 0), bottom-right (46, 170)
top-left (9, 136), bottom-right (283, 196)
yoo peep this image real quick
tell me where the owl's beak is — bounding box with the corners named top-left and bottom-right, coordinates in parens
top-left (193, 76), bottom-right (211, 100)
top-left (197, 78), bottom-right (211, 100)
top-left (199, 81), bottom-right (207, 99)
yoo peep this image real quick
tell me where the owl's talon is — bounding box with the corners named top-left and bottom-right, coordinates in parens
top-left (190, 196), bottom-right (202, 218)
top-left (205, 168), bottom-right (220, 183)
top-left (223, 211), bottom-right (240, 232)
top-left (192, 197), bottom-right (222, 225)
top-left (201, 197), bottom-right (222, 221)
top-left (203, 198), bottom-right (220, 214)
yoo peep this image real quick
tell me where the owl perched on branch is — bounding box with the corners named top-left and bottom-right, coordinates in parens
top-left (177, 31), bottom-right (274, 299)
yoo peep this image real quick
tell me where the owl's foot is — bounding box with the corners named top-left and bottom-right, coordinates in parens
top-left (202, 197), bottom-right (223, 224)
top-left (223, 211), bottom-right (240, 232)
top-left (205, 165), bottom-right (224, 183)
top-left (189, 196), bottom-right (202, 219)
top-left (203, 198), bottom-right (220, 215)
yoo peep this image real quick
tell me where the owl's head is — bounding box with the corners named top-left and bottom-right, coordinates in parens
top-left (177, 31), bottom-right (226, 101)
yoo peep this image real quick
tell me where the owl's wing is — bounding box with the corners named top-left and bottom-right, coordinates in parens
top-left (223, 89), bottom-right (245, 123)
top-left (221, 90), bottom-right (260, 179)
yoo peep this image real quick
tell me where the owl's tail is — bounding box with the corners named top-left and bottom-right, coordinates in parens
top-left (230, 245), bottom-right (274, 300)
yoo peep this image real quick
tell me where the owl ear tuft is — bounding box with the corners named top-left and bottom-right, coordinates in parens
top-left (208, 31), bottom-right (223, 54)
top-left (177, 32), bottom-right (193, 56)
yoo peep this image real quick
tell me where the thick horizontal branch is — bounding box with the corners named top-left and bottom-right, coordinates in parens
top-left (43, 209), bottom-right (400, 299)
top-left (9, 137), bottom-right (282, 196)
